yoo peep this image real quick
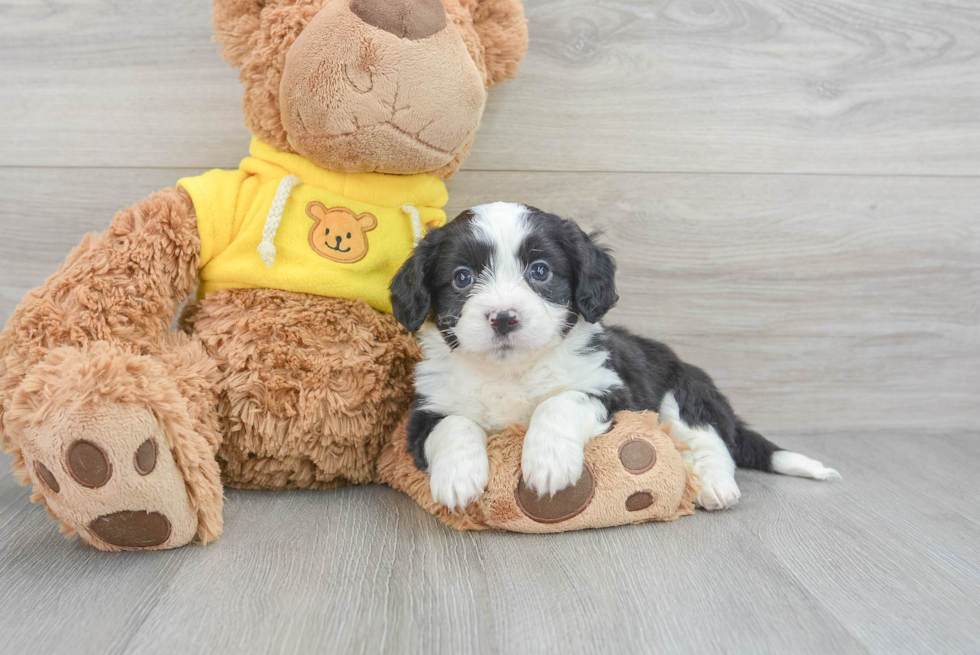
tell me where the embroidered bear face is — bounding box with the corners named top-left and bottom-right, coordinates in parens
top-left (306, 202), bottom-right (378, 264)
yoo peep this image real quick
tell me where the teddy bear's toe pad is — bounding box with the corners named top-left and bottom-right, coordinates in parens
top-left (18, 403), bottom-right (198, 550)
top-left (625, 490), bottom-right (655, 511)
top-left (619, 439), bottom-right (656, 473)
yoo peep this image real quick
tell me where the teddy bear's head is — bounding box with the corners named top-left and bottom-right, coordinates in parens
top-left (213, 0), bottom-right (528, 178)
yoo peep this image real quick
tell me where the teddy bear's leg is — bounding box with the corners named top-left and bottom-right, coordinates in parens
top-left (0, 188), bottom-right (224, 550)
top-left (5, 338), bottom-right (223, 550)
top-left (378, 411), bottom-right (701, 533)
top-left (182, 289), bottom-right (420, 491)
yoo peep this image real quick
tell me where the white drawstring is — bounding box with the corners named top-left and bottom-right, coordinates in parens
top-left (257, 175), bottom-right (302, 268)
top-left (401, 203), bottom-right (424, 245)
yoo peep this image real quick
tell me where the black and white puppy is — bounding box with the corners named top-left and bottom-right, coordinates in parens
top-left (390, 202), bottom-right (838, 511)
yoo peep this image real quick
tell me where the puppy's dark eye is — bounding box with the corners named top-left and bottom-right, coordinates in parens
top-left (529, 261), bottom-right (551, 282)
top-left (453, 267), bottom-right (474, 289)
top-left (347, 232), bottom-right (352, 239)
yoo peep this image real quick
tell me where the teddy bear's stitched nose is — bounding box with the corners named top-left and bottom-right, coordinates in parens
top-left (349, 0), bottom-right (446, 40)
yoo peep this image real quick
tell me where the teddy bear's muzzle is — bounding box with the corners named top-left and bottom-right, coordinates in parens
top-left (278, 0), bottom-right (486, 175)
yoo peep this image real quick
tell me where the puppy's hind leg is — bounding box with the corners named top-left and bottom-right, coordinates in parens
top-left (659, 392), bottom-right (741, 511)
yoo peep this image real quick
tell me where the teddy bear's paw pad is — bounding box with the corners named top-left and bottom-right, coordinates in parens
top-left (19, 404), bottom-right (199, 551)
top-left (89, 511), bottom-right (172, 548)
top-left (34, 461), bottom-right (60, 493)
top-left (66, 440), bottom-right (113, 488)
top-left (515, 463), bottom-right (595, 524)
top-left (619, 439), bottom-right (656, 474)
top-left (625, 490), bottom-right (656, 511)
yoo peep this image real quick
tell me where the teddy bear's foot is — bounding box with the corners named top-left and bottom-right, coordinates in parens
top-left (378, 411), bottom-right (701, 533)
top-left (18, 402), bottom-right (199, 549)
top-left (493, 413), bottom-right (700, 532)
top-left (4, 342), bottom-right (224, 550)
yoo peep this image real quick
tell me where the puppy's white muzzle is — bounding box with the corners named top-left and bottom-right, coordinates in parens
top-left (454, 276), bottom-right (565, 355)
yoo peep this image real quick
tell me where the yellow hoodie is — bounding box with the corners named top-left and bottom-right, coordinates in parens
top-left (177, 139), bottom-right (448, 313)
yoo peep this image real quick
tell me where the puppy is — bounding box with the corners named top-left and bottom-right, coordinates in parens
top-left (390, 202), bottom-right (839, 511)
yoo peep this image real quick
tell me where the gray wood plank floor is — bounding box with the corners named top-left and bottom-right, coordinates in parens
top-left (2, 433), bottom-right (979, 654)
top-left (1, 1), bottom-right (978, 654)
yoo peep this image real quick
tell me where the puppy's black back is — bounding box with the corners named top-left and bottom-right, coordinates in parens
top-left (594, 325), bottom-right (780, 471)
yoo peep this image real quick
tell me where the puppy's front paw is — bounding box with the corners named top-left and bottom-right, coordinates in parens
top-left (428, 445), bottom-right (489, 512)
top-left (521, 428), bottom-right (585, 497)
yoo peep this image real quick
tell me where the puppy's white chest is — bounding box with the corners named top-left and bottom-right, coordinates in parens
top-left (415, 324), bottom-right (621, 434)
top-left (418, 355), bottom-right (558, 431)
top-left (456, 372), bottom-right (544, 431)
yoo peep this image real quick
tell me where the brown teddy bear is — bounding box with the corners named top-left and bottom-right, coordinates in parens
top-left (0, 0), bottom-right (697, 551)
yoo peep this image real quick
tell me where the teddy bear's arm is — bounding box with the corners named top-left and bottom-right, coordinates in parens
top-left (0, 187), bottom-right (200, 436)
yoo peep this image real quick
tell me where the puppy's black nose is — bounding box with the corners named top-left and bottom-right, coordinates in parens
top-left (490, 311), bottom-right (519, 336)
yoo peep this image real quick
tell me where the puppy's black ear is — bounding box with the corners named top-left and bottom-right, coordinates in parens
top-left (570, 225), bottom-right (618, 324)
top-left (390, 229), bottom-right (442, 332)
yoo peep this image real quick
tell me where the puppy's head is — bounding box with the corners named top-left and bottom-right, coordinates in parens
top-left (390, 202), bottom-right (618, 356)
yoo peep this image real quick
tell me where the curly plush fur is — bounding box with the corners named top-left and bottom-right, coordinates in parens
top-left (181, 290), bottom-right (421, 490)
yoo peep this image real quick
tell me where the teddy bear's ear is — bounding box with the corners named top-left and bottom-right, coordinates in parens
top-left (211, 0), bottom-right (324, 150)
top-left (212, 0), bottom-right (268, 67)
top-left (212, 0), bottom-right (324, 68)
top-left (456, 0), bottom-right (529, 88)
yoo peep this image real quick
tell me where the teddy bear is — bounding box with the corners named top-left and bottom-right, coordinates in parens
top-left (0, 0), bottom-right (697, 551)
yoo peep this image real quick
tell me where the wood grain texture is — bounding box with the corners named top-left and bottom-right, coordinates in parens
top-left (2, 1), bottom-right (980, 174)
top-left (448, 171), bottom-right (980, 435)
top-left (1, 432), bottom-right (979, 655)
top-left (2, 168), bottom-right (977, 433)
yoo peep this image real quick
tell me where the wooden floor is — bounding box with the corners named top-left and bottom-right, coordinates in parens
top-left (1, 1), bottom-right (978, 653)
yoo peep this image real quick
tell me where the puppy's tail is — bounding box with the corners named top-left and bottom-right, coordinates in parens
top-left (733, 421), bottom-right (840, 480)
